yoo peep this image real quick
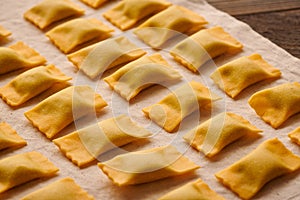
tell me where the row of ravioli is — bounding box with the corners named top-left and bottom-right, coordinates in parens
top-left (1, 118), bottom-right (300, 199)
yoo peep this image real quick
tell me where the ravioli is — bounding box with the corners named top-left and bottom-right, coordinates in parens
top-left (98, 145), bottom-right (200, 186)
top-left (134, 5), bottom-right (208, 49)
top-left (288, 127), bottom-right (300, 146)
top-left (46, 18), bottom-right (114, 53)
top-left (24, 85), bottom-right (107, 139)
top-left (248, 82), bottom-right (300, 128)
top-left (21, 177), bottom-right (94, 200)
top-left (24, 0), bottom-right (84, 29)
top-left (67, 36), bottom-right (146, 79)
top-left (0, 25), bottom-right (11, 40)
top-left (0, 151), bottom-right (59, 193)
top-left (143, 81), bottom-right (220, 132)
top-left (103, 0), bottom-right (171, 30)
top-left (80, 0), bottom-right (109, 8)
top-left (158, 179), bottom-right (225, 200)
top-left (53, 115), bottom-right (152, 167)
top-left (170, 26), bottom-right (243, 72)
top-left (215, 138), bottom-right (300, 199)
top-left (211, 54), bottom-right (281, 98)
top-left (0, 122), bottom-right (27, 151)
top-left (104, 54), bottom-right (182, 101)
top-left (183, 112), bottom-right (262, 157)
top-left (0, 41), bottom-right (46, 74)
top-left (0, 65), bottom-right (71, 106)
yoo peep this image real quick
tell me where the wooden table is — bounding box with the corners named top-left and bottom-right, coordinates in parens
top-left (206, 0), bottom-right (300, 58)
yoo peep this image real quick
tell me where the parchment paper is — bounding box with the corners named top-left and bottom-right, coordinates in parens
top-left (0, 0), bottom-right (299, 199)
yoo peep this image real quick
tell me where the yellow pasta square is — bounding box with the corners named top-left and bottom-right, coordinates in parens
top-left (67, 36), bottom-right (146, 79)
top-left (98, 145), bottom-right (200, 186)
top-left (0, 25), bottom-right (11, 40)
top-left (211, 54), bottom-right (281, 98)
top-left (104, 54), bottom-right (181, 101)
top-left (0, 65), bottom-right (71, 106)
top-left (170, 26), bottom-right (243, 72)
top-left (24, 0), bottom-right (84, 29)
top-left (143, 81), bottom-right (220, 132)
top-left (0, 122), bottom-right (26, 151)
top-left (215, 138), bottom-right (300, 199)
top-left (21, 177), bottom-right (94, 200)
top-left (184, 112), bottom-right (262, 157)
top-left (103, 0), bottom-right (171, 30)
top-left (0, 41), bottom-right (46, 75)
top-left (158, 179), bottom-right (225, 200)
top-left (46, 18), bottom-right (114, 53)
top-left (248, 82), bottom-right (300, 128)
top-left (24, 86), bottom-right (107, 139)
top-left (0, 151), bottom-right (59, 193)
top-left (288, 127), bottom-right (300, 146)
top-left (134, 5), bottom-right (208, 49)
top-left (80, 0), bottom-right (108, 8)
top-left (53, 115), bottom-right (152, 167)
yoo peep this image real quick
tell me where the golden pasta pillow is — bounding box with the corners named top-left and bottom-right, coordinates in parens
top-left (0, 65), bottom-right (71, 106)
top-left (24, 85), bottom-right (107, 139)
top-left (170, 26), bottom-right (243, 72)
top-left (53, 115), bottom-right (152, 167)
top-left (67, 36), bottom-right (146, 79)
top-left (46, 18), bottom-right (114, 53)
top-left (183, 112), bottom-right (262, 157)
top-left (248, 82), bottom-right (300, 129)
top-left (103, 0), bottom-right (171, 30)
top-left (80, 0), bottom-right (109, 8)
top-left (24, 0), bottom-right (84, 29)
top-left (288, 127), bottom-right (300, 146)
top-left (0, 41), bottom-right (46, 75)
top-left (215, 138), bottom-right (300, 199)
top-left (211, 54), bottom-right (281, 98)
top-left (98, 145), bottom-right (200, 186)
top-left (104, 54), bottom-right (182, 101)
top-left (0, 122), bottom-right (26, 151)
top-left (0, 151), bottom-right (59, 193)
top-left (143, 81), bottom-right (220, 132)
top-left (0, 25), bottom-right (11, 40)
top-left (21, 177), bottom-right (94, 200)
top-left (134, 5), bottom-right (208, 49)
top-left (158, 179), bottom-right (225, 200)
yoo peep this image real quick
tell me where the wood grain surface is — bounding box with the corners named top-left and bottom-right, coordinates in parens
top-left (206, 0), bottom-right (300, 58)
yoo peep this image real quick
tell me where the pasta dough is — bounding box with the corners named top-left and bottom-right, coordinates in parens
top-left (103, 0), bottom-right (171, 30)
top-left (21, 177), bottom-right (94, 200)
top-left (134, 5), bottom-right (208, 49)
top-left (24, 0), bottom-right (84, 29)
top-left (183, 112), bottom-right (262, 157)
top-left (288, 127), bottom-right (300, 146)
top-left (0, 65), bottom-right (71, 106)
top-left (0, 41), bottom-right (46, 75)
top-left (0, 25), bottom-right (11, 40)
top-left (248, 82), bottom-right (300, 128)
top-left (143, 81), bottom-right (220, 132)
top-left (215, 138), bottom-right (300, 199)
top-left (158, 178), bottom-right (225, 200)
top-left (80, 0), bottom-right (109, 8)
top-left (24, 85), bottom-right (107, 139)
top-left (67, 36), bottom-right (146, 79)
top-left (170, 26), bottom-right (243, 72)
top-left (0, 122), bottom-right (26, 151)
top-left (104, 54), bottom-right (182, 101)
top-left (98, 145), bottom-right (200, 186)
top-left (53, 115), bottom-right (152, 167)
top-left (46, 18), bottom-right (114, 53)
top-left (0, 151), bottom-right (59, 193)
top-left (211, 54), bottom-right (281, 98)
